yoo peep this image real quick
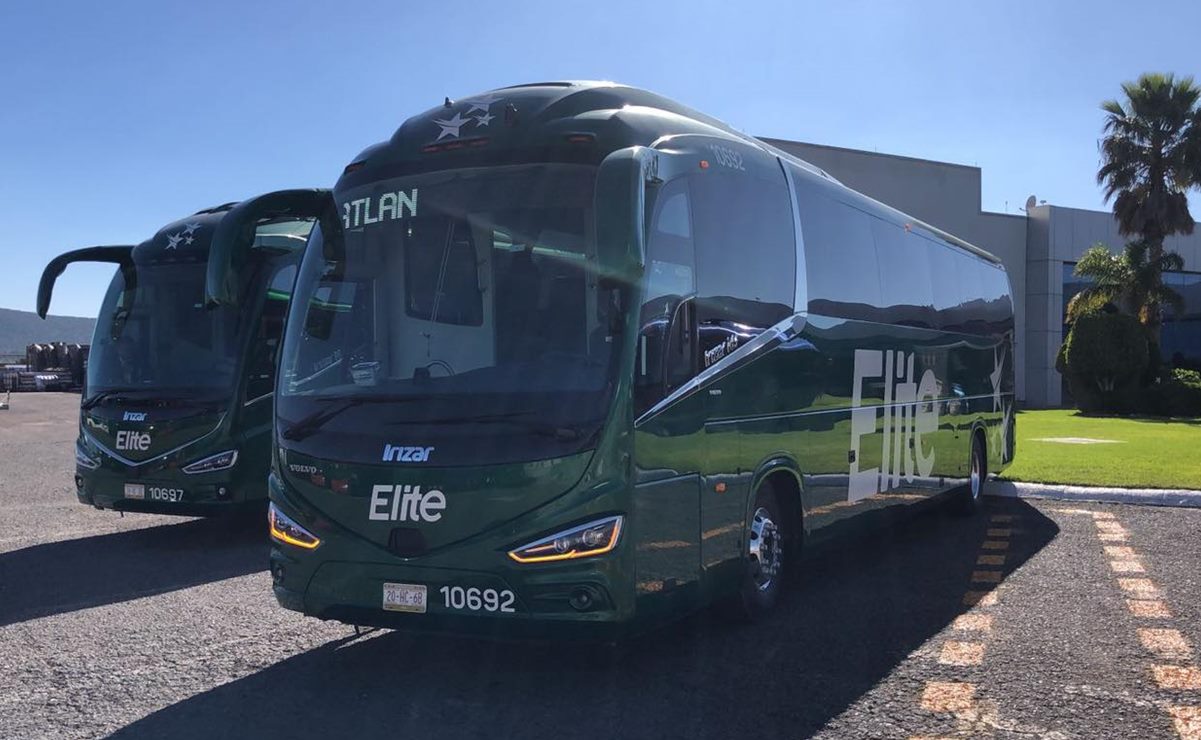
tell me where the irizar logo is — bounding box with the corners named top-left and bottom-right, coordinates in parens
top-left (115, 430), bottom-right (152, 452)
top-left (849, 349), bottom-right (940, 503)
top-left (382, 444), bottom-right (434, 463)
top-left (369, 484), bottom-right (446, 523)
top-left (123, 411), bottom-right (147, 422)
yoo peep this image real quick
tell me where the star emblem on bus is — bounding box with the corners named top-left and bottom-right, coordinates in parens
top-left (433, 112), bottom-right (471, 141)
top-left (165, 233), bottom-right (183, 250)
top-left (465, 94), bottom-right (501, 115)
top-left (473, 111), bottom-right (495, 127)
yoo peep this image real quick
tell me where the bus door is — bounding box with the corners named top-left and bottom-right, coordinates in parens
top-left (646, 137), bottom-right (800, 584)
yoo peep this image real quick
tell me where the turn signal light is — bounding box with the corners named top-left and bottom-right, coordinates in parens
top-left (508, 516), bottom-right (623, 564)
top-left (269, 502), bottom-right (321, 550)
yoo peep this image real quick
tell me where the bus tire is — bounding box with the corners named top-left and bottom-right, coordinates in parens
top-left (724, 483), bottom-right (788, 621)
top-left (953, 432), bottom-right (987, 516)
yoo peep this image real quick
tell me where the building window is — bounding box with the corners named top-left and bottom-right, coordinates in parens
top-left (1062, 262), bottom-right (1201, 371)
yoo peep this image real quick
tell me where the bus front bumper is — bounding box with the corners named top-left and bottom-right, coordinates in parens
top-left (74, 463), bottom-right (264, 517)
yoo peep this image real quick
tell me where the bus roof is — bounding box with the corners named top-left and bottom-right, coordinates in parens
top-left (343, 80), bottom-right (1002, 266)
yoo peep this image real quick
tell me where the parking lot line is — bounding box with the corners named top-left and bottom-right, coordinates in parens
top-left (920, 682), bottom-right (976, 713)
top-left (1138, 628), bottom-right (1193, 661)
top-left (1152, 665), bottom-right (1201, 691)
top-left (989, 514), bottom-right (1015, 523)
top-left (971, 570), bottom-right (1003, 584)
top-left (938, 641), bottom-right (986, 666)
top-left (981, 540), bottom-right (1010, 550)
top-left (1128, 600), bottom-right (1174, 618)
top-left (986, 528), bottom-right (1013, 537)
top-left (1110, 559), bottom-right (1147, 573)
top-left (1098, 531), bottom-right (1130, 542)
top-left (976, 554), bottom-right (1006, 566)
top-left (952, 613), bottom-right (994, 633)
top-left (963, 590), bottom-right (999, 607)
top-left (1168, 705), bottom-right (1201, 740)
top-left (1118, 578), bottom-right (1163, 599)
top-left (1105, 545), bottom-right (1137, 558)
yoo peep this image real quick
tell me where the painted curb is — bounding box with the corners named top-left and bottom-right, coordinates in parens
top-left (988, 480), bottom-right (1201, 509)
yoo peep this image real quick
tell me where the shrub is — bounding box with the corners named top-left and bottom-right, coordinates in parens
top-left (1059, 313), bottom-right (1149, 413)
top-left (1140, 378), bottom-right (1201, 417)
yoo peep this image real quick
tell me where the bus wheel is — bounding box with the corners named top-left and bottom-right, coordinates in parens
top-left (954, 433), bottom-right (987, 515)
top-left (725, 484), bottom-right (787, 621)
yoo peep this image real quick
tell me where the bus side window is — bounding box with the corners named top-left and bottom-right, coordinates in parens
top-left (688, 162), bottom-right (794, 359)
top-left (635, 180), bottom-right (697, 416)
top-left (245, 262), bottom-right (297, 402)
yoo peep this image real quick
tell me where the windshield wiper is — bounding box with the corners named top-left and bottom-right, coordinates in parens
top-left (282, 394), bottom-right (432, 441)
top-left (81, 388), bottom-right (151, 410)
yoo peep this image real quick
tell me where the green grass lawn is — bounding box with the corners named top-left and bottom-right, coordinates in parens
top-left (1000, 409), bottom-right (1201, 490)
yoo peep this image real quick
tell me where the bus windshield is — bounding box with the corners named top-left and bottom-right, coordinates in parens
top-left (87, 261), bottom-right (246, 402)
top-left (276, 163), bottom-right (621, 464)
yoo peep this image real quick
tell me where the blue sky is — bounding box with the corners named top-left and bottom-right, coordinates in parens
top-left (2, 0), bottom-right (1199, 316)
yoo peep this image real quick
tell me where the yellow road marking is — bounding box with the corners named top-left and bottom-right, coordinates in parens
top-left (981, 539), bottom-right (1010, 551)
top-left (1105, 545), bottom-right (1136, 558)
top-left (1119, 578), bottom-right (1163, 599)
top-left (990, 514), bottom-right (1016, 523)
top-left (971, 570), bottom-right (1003, 584)
top-left (1098, 532), bottom-right (1129, 542)
top-left (939, 641), bottom-right (986, 666)
top-left (1092, 511), bottom-right (1117, 520)
top-left (1137, 628), bottom-right (1193, 661)
top-left (976, 554), bottom-right (1006, 566)
top-left (986, 527), bottom-right (1013, 537)
top-left (953, 613), bottom-right (994, 632)
top-left (920, 681), bottom-right (976, 713)
top-left (1110, 559), bottom-right (1147, 574)
top-left (1095, 521), bottom-right (1127, 534)
top-left (963, 591), bottom-right (999, 607)
top-left (1128, 599), bottom-right (1173, 618)
top-left (1152, 665), bottom-right (1201, 690)
top-left (1168, 705), bottom-right (1201, 740)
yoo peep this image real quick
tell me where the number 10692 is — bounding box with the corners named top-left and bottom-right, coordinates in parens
top-left (439, 586), bottom-right (515, 613)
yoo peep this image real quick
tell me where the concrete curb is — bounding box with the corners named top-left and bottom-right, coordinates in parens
top-left (988, 480), bottom-right (1201, 509)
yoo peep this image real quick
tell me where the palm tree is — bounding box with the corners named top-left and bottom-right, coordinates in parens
top-left (1097, 72), bottom-right (1201, 339)
top-left (1066, 241), bottom-right (1185, 325)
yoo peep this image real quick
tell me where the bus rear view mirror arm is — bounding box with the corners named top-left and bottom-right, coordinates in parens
top-left (38, 246), bottom-right (134, 319)
top-left (205, 189), bottom-right (333, 308)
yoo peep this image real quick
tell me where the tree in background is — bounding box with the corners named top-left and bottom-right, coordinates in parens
top-left (1097, 72), bottom-right (1201, 342)
top-left (1066, 240), bottom-right (1185, 324)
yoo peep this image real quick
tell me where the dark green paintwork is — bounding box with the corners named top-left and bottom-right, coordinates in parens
top-left (261, 82), bottom-right (1015, 638)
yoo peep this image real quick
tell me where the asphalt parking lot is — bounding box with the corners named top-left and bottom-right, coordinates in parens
top-left (1, 393), bottom-right (1199, 739)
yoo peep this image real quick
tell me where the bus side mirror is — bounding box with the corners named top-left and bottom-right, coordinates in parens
top-left (595, 146), bottom-right (656, 286)
top-left (206, 189), bottom-right (333, 308)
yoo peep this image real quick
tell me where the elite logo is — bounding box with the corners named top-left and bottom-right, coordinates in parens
top-left (123, 411), bottom-right (147, 422)
top-left (382, 444), bottom-right (434, 463)
top-left (849, 348), bottom-right (940, 502)
top-left (369, 485), bottom-right (446, 523)
top-left (115, 430), bottom-right (152, 452)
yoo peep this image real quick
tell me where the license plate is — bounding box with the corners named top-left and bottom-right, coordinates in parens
top-left (123, 483), bottom-right (145, 500)
top-left (382, 583), bottom-right (427, 613)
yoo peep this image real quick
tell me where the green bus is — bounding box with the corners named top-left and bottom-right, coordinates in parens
top-left (214, 82), bottom-right (1015, 636)
top-left (39, 196), bottom-right (325, 516)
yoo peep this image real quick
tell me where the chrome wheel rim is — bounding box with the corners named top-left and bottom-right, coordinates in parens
top-left (748, 506), bottom-right (783, 592)
top-left (970, 447), bottom-right (982, 500)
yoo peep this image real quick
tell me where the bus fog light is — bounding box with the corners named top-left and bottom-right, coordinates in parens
top-left (269, 502), bottom-right (321, 550)
top-left (182, 450), bottom-right (239, 475)
top-left (508, 516), bottom-right (623, 564)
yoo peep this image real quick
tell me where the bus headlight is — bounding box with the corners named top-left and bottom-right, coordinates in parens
top-left (508, 515), bottom-right (623, 564)
top-left (269, 502), bottom-right (321, 550)
top-left (75, 443), bottom-right (99, 470)
top-left (182, 450), bottom-right (239, 475)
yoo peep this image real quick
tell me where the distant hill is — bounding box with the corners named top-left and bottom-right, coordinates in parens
top-left (0, 307), bottom-right (96, 361)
